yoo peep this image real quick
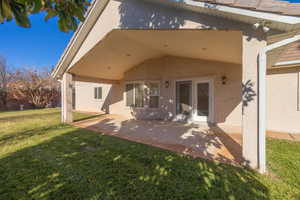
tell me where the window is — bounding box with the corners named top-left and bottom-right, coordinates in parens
top-left (126, 83), bottom-right (144, 107)
top-left (72, 88), bottom-right (76, 109)
top-left (148, 82), bottom-right (159, 108)
top-left (125, 82), bottom-right (160, 108)
top-left (94, 87), bottom-right (102, 100)
top-left (135, 83), bottom-right (144, 107)
top-left (126, 84), bottom-right (134, 106)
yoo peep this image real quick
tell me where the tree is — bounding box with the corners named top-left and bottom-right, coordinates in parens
top-left (12, 67), bottom-right (60, 108)
top-left (0, 56), bottom-right (12, 109)
top-left (0, 0), bottom-right (90, 32)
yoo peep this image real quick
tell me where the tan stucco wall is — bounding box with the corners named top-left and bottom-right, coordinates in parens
top-left (62, 0), bottom-right (280, 170)
top-left (69, 0), bottom-right (252, 69)
top-left (64, 0), bottom-right (278, 169)
top-left (267, 68), bottom-right (300, 133)
top-left (107, 56), bottom-right (242, 127)
top-left (74, 81), bottom-right (111, 113)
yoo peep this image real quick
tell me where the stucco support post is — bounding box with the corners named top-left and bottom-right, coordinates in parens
top-left (61, 72), bottom-right (73, 123)
top-left (257, 34), bottom-right (300, 173)
top-left (242, 33), bottom-right (267, 170)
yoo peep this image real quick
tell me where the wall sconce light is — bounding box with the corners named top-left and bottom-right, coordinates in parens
top-left (165, 81), bottom-right (170, 88)
top-left (221, 76), bottom-right (227, 85)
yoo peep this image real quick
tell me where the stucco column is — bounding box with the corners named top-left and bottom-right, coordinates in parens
top-left (242, 33), bottom-right (266, 169)
top-left (61, 72), bottom-right (73, 123)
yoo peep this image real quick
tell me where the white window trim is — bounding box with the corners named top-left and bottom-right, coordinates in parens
top-left (125, 81), bottom-right (145, 108)
top-left (124, 80), bottom-right (161, 109)
top-left (173, 76), bottom-right (215, 123)
top-left (94, 87), bottom-right (103, 100)
top-left (147, 80), bottom-right (161, 109)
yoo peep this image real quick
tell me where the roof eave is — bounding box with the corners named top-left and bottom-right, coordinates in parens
top-left (163, 0), bottom-right (300, 27)
top-left (51, 0), bottom-right (110, 79)
top-left (52, 0), bottom-right (300, 79)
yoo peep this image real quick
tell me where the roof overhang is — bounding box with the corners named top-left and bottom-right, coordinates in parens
top-left (156, 0), bottom-right (300, 29)
top-left (51, 0), bottom-right (300, 79)
top-left (51, 0), bottom-right (110, 79)
top-left (68, 29), bottom-right (242, 81)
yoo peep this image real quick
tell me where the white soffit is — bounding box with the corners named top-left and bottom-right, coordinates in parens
top-left (68, 29), bottom-right (242, 80)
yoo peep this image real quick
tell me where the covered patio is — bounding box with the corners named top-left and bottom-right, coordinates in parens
top-left (51, 0), bottom-right (300, 174)
top-left (73, 114), bottom-right (244, 165)
top-left (58, 29), bottom-right (266, 171)
top-left (55, 25), bottom-right (300, 173)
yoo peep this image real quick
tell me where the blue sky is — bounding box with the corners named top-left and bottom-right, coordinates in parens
top-left (0, 13), bottom-right (73, 69)
top-left (0, 0), bottom-right (300, 69)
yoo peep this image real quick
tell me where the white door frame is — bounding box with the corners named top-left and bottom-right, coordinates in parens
top-left (174, 76), bottom-right (215, 123)
top-left (192, 78), bottom-right (214, 123)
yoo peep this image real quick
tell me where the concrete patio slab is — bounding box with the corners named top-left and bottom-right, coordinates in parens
top-left (72, 114), bottom-right (300, 167)
top-left (73, 114), bottom-right (244, 166)
top-left (267, 131), bottom-right (300, 142)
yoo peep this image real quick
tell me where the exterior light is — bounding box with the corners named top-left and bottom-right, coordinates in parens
top-left (253, 23), bottom-right (260, 30)
top-left (253, 21), bottom-right (270, 33)
top-left (221, 76), bottom-right (227, 85)
top-left (165, 80), bottom-right (170, 88)
top-left (262, 26), bottom-right (270, 33)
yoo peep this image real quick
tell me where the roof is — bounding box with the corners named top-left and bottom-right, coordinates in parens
top-left (194, 0), bottom-right (300, 16)
top-left (273, 41), bottom-right (300, 66)
top-left (52, 0), bottom-right (300, 79)
top-left (277, 41), bottom-right (300, 62)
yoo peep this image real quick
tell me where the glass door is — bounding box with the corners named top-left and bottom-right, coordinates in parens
top-left (193, 80), bottom-right (211, 122)
top-left (176, 81), bottom-right (192, 121)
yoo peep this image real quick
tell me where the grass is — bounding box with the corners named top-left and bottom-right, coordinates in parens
top-left (0, 109), bottom-right (299, 200)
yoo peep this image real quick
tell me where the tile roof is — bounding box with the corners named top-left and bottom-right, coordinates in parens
top-left (277, 41), bottom-right (300, 62)
top-left (194, 0), bottom-right (300, 16)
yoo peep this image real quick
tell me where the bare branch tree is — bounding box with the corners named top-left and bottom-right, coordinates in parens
top-left (12, 67), bottom-right (60, 109)
top-left (0, 56), bottom-right (12, 110)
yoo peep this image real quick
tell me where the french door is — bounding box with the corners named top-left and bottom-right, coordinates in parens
top-left (176, 79), bottom-right (213, 122)
top-left (176, 81), bottom-right (193, 121)
top-left (192, 80), bottom-right (212, 122)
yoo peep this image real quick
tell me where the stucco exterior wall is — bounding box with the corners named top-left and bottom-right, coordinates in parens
top-left (267, 68), bottom-right (300, 133)
top-left (108, 56), bottom-right (242, 127)
top-left (74, 81), bottom-right (111, 113)
top-left (69, 0), bottom-right (252, 68)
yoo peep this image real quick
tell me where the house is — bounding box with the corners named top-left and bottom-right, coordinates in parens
top-left (73, 43), bottom-right (300, 133)
top-left (267, 41), bottom-right (300, 133)
top-left (52, 0), bottom-right (300, 173)
top-left (73, 81), bottom-right (111, 112)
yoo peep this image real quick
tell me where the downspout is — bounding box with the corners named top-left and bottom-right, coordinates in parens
top-left (258, 34), bottom-right (300, 174)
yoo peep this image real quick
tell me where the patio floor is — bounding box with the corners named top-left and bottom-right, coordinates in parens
top-left (73, 114), bottom-right (244, 166)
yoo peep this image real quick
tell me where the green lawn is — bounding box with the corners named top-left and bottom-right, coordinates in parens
top-left (0, 109), bottom-right (299, 200)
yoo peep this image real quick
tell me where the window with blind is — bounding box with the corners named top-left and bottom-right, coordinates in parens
top-left (125, 82), bottom-right (159, 108)
top-left (94, 87), bottom-right (102, 100)
top-left (125, 83), bottom-right (144, 107)
top-left (148, 82), bottom-right (159, 108)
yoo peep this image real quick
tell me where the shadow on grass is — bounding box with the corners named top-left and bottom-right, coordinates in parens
top-left (0, 124), bottom-right (64, 146)
top-left (0, 111), bottom-right (60, 122)
top-left (0, 127), bottom-right (269, 200)
top-left (73, 113), bottom-right (105, 122)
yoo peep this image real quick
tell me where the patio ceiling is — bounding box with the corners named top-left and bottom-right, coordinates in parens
top-left (68, 29), bottom-right (243, 81)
